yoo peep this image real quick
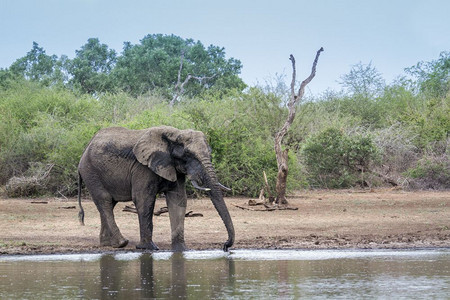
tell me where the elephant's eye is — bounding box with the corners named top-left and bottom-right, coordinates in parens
top-left (172, 145), bottom-right (185, 158)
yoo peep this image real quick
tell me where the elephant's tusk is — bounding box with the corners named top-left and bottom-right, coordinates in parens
top-left (191, 180), bottom-right (211, 191)
top-left (218, 182), bottom-right (231, 192)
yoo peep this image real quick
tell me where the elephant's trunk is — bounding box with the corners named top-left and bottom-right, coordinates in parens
top-left (201, 160), bottom-right (235, 251)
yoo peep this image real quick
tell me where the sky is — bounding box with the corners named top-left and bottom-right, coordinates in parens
top-left (1, 0), bottom-right (449, 96)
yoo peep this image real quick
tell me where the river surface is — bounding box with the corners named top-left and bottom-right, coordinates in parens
top-left (1, 249), bottom-right (449, 299)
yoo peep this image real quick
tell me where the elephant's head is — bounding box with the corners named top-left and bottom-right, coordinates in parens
top-left (133, 126), bottom-right (234, 251)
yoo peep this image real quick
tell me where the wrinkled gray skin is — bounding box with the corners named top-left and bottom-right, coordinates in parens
top-left (78, 126), bottom-right (234, 252)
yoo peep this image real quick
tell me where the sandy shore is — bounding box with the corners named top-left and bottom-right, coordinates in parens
top-left (1, 189), bottom-right (449, 255)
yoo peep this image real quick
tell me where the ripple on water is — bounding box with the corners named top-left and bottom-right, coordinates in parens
top-left (0, 248), bottom-right (448, 262)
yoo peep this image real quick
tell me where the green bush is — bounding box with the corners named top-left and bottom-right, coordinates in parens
top-left (372, 123), bottom-right (419, 180)
top-left (48, 122), bottom-right (104, 194)
top-left (0, 83), bottom-right (306, 197)
top-left (0, 82), bottom-right (102, 190)
top-left (1, 52), bottom-right (449, 196)
top-left (404, 140), bottom-right (450, 189)
top-left (180, 95), bottom-right (304, 196)
top-left (301, 128), bottom-right (379, 188)
top-left (124, 104), bottom-right (192, 130)
top-left (399, 96), bottom-right (450, 148)
top-left (98, 92), bottom-right (168, 123)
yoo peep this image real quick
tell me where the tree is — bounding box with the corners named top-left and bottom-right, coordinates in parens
top-left (405, 51), bottom-right (449, 98)
top-left (274, 48), bottom-right (323, 204)
top-left (339, 61), bottom-right (385, 98)
top-left (0, 68), bottom-right (19, 89)
top-left (113, 34), bottom-right (245, 97)
top-left (9, 42), bottom-right (65, 86)
top-left (338, 62), bottom-right (386, 126)
top-left (68, 38), bottom-right (117, 94)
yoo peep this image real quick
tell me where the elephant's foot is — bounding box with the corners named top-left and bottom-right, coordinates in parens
top-left (101, 236), bottom-right (129, 248)
top-left (171, 242), bottom-right (187, 252)
top-left (100, 240), bottom-right (111, 247)
top-left (111, 238), bottom-right (129, 248)
top-left (136, 241), bottom-right (159, 251)
top-left (100, 235), bottom-right (112, 247)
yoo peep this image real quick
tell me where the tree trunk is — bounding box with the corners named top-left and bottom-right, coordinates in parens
top-left (274, 48), bottom-right (324, 204)
top-left (275, 148), bottom-right (289, 204)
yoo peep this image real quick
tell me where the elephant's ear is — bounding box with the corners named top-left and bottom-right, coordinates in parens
top-left (133, 126), bottom-right (178, 182)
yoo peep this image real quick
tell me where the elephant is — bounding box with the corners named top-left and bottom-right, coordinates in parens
top-left (77, 126), bottom-right (234, 252)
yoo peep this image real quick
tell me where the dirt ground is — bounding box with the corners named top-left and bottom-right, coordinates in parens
top-left (0, 189), bottom-right (449, 255)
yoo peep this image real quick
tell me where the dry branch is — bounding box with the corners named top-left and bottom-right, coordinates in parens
top-left (185, 211), bottom-right (204, 217)
top-left (6, 163), bottom-right (54, 197)
top-left (232, 202), bottom-right (298, 212)
top-left (274, 48), bottom-right (323, 204)
top-left (123, 205), bottom-right (138, 214)
top-left (123, 205), bottom-right (203, 217)
top-left (248, 199), bottom-right (266, 206)
top-left (231, 203), bottom-right (262, 211)
top-left (122, 205), bottom-right (169, 216)
top-left (170, 50), bottom-right (215, 106)
top-left (258, 188), bottom-right (265, 202)
top-left (154, 206), bottom-right (169, 216)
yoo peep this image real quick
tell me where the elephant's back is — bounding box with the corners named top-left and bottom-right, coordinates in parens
top-left (79, 127), bottom-right (146, 168)
top-left (93, 127), bottom-right (146, 143)
top-left (87, 127), bottom-right (146, 150)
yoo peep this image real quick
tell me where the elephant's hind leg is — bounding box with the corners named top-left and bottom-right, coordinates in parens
top-left (93, 192), bottom-right (128, 248)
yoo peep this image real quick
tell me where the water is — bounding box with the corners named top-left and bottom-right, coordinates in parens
top-left (1, 249), bottom-right (449, 299)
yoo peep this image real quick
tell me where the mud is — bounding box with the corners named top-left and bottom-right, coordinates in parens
top-left (1, 189), bottom-right (449, 255)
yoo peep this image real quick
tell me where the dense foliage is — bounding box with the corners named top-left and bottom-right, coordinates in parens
top-left (3, 35), bottom-right (245, 97)
top-left (301, 128), bottom-right (379, 188)
top-left (0, 38), bottom-right (448, 197)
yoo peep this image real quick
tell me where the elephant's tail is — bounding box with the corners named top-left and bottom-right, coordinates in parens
top-left (78, 172), bottom-right (85, 226)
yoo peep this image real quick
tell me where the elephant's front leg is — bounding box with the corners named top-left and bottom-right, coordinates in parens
top-left (134, 192), bottom-right (159, 250)
top-left (165, 180), bottom-right (187, 252)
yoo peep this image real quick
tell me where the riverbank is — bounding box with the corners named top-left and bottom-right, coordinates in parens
top-left (1, 189), bottom-right (449, 255)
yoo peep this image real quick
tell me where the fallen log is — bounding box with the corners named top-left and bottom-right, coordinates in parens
top-left (153, 206), bottom-right (169, 216)
top-left (123, 205), bottom-right (203, 217)
top-left (185, 211), bottom-right (203, 217)
top-left (59, 206), bottom-right (76, 209)
top-left (123, 205), bottom-right (137, 214)
top-left (232, 203), bottom-right (298, 212)
top-left (248, 199), bottom-right (265, 206)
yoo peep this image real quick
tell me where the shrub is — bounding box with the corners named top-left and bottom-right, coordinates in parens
top-left (399, 96), bottom-right (450, 148)
top-left (48, 122), bottom-right (104, 195)
top-left (404, 139), bottom-right (450, 189)
top-left (370, 123), bottom-right (419, 186)
top-left (0, 82), bottom-right (103, 193)
top-left (98, 91), bottom-right (167, 124)
top-left (1, 71), bottom-right (448, 196)
top-left (5, 163), bottom-right (54, 197)
top-left (179, 94), bottom-right (305, 196)
top-left (301, 128), bottom-right (379, 188)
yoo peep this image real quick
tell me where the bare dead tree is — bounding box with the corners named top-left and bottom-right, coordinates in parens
top-left (170, 51), bottom-right (215, 106)
top-left (274, 47), bottom-right (324, 204)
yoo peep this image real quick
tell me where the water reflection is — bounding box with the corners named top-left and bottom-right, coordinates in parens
top-left (99, 254), bottom-right (123, 298)
top-left (139, 252), bottom-right (154, 299)
top-left (172, 253), bottom-right (186, 297)
top-left (85, 252), bottom-right (237, 299)
top-left (0, 249), bottom-right (449, 299)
